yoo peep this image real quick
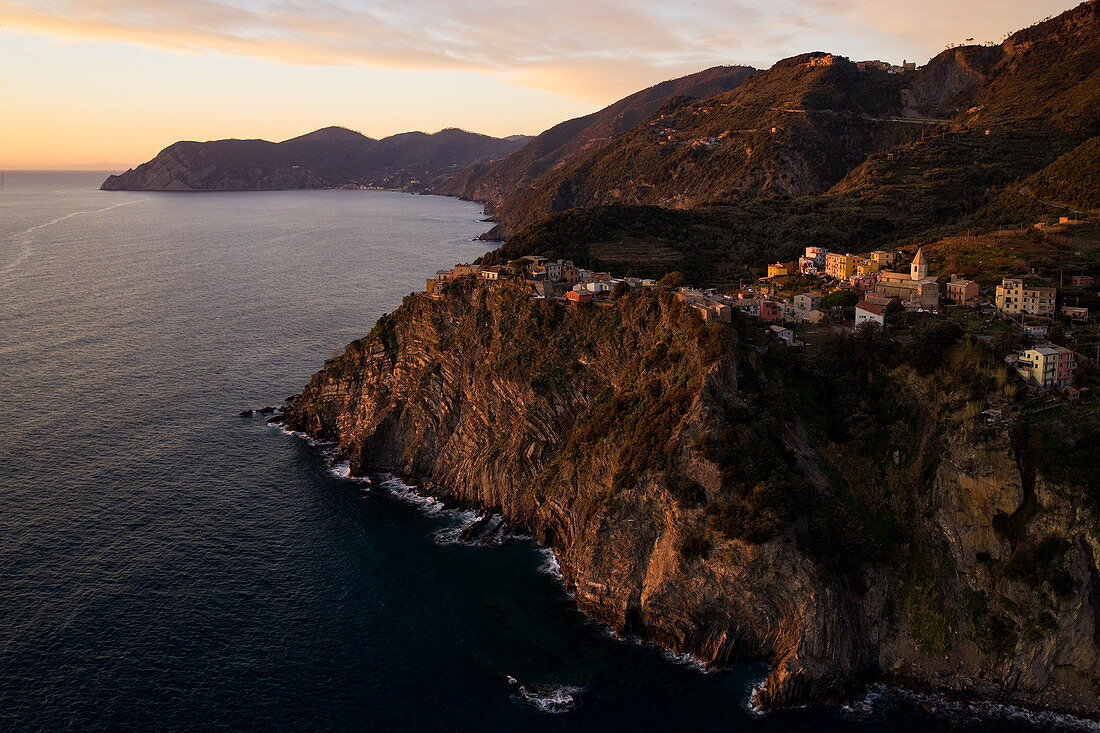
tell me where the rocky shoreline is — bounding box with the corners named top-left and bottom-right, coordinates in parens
top-left (278, 279), bottom-right (1100, 720)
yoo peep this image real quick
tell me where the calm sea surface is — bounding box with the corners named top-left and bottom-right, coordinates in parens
top-left (0, 172), bottom-right (1070, 731)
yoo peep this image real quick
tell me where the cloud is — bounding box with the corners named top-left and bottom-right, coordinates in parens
top-left (0, 0), bottom-right (1081, 103)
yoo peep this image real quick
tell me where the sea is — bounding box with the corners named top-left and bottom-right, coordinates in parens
top-left (0, 171), bottom-right (1091, 731)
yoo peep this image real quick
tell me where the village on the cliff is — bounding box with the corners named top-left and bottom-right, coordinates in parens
top-left (425, 237), bottom-right (1093, 395)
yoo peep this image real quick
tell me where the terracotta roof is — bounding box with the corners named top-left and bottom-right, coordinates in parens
top-left (855, 300), bottom-right (885, 315)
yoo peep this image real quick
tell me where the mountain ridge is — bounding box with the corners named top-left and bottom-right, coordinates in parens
top-left (100, 126), bottom-right (531, 192)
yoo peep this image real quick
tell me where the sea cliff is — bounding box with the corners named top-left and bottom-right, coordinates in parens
top-left (281, 278), bottom-right (1100, 717)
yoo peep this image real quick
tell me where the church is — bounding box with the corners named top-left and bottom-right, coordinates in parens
top-left (873, 248), bottom-right (940, 310)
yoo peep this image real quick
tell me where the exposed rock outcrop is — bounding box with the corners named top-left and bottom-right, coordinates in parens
top-left (282, 280), bottom-right (1100, 718)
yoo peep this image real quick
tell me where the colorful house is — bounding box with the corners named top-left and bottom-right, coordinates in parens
top-left (1014, 345), bottom-right (1077, 390)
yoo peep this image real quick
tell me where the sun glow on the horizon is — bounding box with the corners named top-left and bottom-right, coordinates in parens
top-left (0, 0), bottom-right (1082, 168)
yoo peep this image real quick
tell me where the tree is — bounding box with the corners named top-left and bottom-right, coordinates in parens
top-left (821, 289), bottom-right (859, 309)
top-left (611, 281), bottom-right (631, 300)
top-left (658, 271), bottom-right (686, 289)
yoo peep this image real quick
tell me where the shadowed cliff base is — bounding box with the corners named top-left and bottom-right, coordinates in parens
top-left (281, 278), bottom-right (1100, 718)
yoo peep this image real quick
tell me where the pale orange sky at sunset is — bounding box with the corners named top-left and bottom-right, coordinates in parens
top-left (0, 0), bottom-right (1082, 169)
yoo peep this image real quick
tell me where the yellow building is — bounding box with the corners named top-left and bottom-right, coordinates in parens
top-left (767, 262), bottom-right (790, 278)
top-left (825, 252), bottom-right (855, 280)
top-left (995, 278), bottom-right (1056, 316)
top-left (1015, 345), bottom-right (1076, 390)
top-left (866, 250), bottom-right (897, 268)
top-left (854, 257), bottom-right (881, 276)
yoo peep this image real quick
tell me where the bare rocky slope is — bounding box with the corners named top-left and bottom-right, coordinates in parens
top-left (280, 278), bottom-right (1100, 717)
top-left (101, 126), bottom-right (530, 192)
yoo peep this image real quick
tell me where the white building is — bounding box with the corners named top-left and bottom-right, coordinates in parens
top-left (854, 300), bottom-right (886, 328)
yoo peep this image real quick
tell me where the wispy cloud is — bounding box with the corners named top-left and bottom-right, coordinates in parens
top-left (0, 0), bottom-right (1080, 101)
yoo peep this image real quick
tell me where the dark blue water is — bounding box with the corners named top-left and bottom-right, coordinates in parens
top-left (0, 172), bottom-right (1076, 731)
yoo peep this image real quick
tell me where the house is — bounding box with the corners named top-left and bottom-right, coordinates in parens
top-left (945, 276), bottom-right (979, 304)
top-left (703, 300), bottom-right (733, 323)
top-left (854, 300), bottom-right (886, 328)
top-left (1072, 275), bottom-right (1095, 287)
top-left (854, 257), bottom-right (881, 276)
top-left (452, 263), bottom-right (481, 278)
top-left (794, 293), bottom-right (822, 312)
top-left (734, 299), bottom-right (760, 318)
top-left (995, 278), bottom-right (1056, 316)
top-left (768, 263), bottom-right (790, 278)
top-left (769, 325), bottom-right (796, 345)
top-left (479, 266), bottom-right (502, 281)
top-left (801, 308), bottom-right (828, 324)
top-left (759, 299), bottom-right (782, 323)
top-left (693, 302), bottom-right (730, 324)
top-left (586, 281), bottom-right (612, 294)
top-left (798, 257), bottom-right (820, 276)
top-left (825, 252), bottom-right (856, 280)
top-left (1023, 321), bottom-right (1050, 338)
top-left (566, 290), bottom-right (593, 304)
top-left (865, 250), bottom-right (897, 268)
top-left (1063, 305), bottom-right (1089, 321)
top-left (863, 294), bottom-right (895, 308)
top-left (850, 274), bottom-right (878, 293)
top-left (675, 287), bottom-right (709, 303)
top-left (1015, 344), bottom-right (1076, 390)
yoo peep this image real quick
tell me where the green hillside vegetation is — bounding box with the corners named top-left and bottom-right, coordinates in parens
top-left (1017, 136), bottom-right (1100, 212)
top-left (482, 197), bottom-right (929, 287)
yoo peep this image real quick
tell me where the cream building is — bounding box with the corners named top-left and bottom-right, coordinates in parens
top-left (995, 278), bottom-right (1056, 316)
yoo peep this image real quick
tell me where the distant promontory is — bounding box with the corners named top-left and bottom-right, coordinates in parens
top-left (100, 126), bottom-right (531, 193)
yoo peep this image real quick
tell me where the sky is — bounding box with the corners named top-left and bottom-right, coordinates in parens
top-left (0, 0), bottom-right (1083, 169)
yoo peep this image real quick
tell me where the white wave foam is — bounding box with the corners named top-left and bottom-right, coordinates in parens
top-left (535, 547), bottom-right (564, 582)
top-left (272, 422), bottom-right (335, 448)
top-left (660, 647), bottom-right (709, 672)
top-left (888, 686), bottom-right (1100, 732)
top-left (327, 459), bottom-right (371, 488)
top-left (745, 676), bottom-right (768, 718)
top-left (510, 683), bottom-right (584, 714)
top-left (377, 475), bottom-right (447, 516)
top-left (430, 509), bottom-right (483, 545)
top-left (839, 683), bottom-right (887, 720)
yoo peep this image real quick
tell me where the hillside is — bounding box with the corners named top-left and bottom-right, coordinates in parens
top-left (101, 126), bottom-right (530, 192)
top-left (437, 66), bottom-right (757, 217)
top-left (493, 53), bottom-right (927, 232)
top-left (485, 1), bottom-right (1100, 276)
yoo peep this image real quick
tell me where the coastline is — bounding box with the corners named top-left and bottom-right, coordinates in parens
top-left (272, 409), bottom-right (1100, 731)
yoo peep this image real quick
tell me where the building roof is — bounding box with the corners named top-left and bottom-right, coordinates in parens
top-left (911, 248), bottom-right (926, 267)
top-left (855, 300), bottom-right (885, 315)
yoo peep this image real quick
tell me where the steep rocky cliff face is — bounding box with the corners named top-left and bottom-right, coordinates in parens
top-left (282, 280), bottom-right (1100, 717)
